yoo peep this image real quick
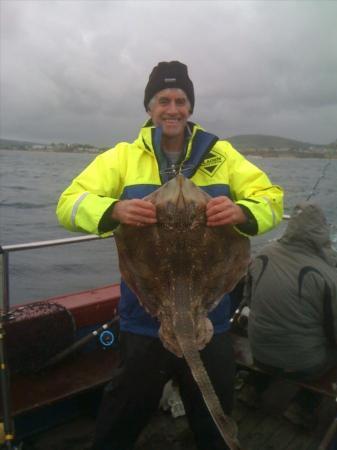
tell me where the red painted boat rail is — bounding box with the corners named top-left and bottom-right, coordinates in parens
top-left (0, 235), bottom-right (114, 313)
top-left (0, 234), bottom-right (115, 449)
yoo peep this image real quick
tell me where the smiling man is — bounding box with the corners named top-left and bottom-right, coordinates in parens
top-left (56, 61), bottom-right (284, 450)
top-left (149, 89), bottom-right (189, 140)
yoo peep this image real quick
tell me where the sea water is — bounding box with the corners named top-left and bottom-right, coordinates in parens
top-left (0, 149), bottom-right (336, 305)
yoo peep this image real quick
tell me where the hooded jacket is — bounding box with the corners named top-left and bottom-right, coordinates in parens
top-left (246, 202), bottom-right (337, 371)
top-left (57, 121), bottom-right (284, 337)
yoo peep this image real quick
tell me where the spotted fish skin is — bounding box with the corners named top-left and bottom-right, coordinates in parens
top-left (114, 174), bottom-right (250, 450)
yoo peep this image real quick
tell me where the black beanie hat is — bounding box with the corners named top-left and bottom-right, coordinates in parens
top-left (144, 61), bottom-right (195, 112)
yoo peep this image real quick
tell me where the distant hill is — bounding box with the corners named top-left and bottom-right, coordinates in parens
top-left (225, 134), bottom-right (317, 149)
top-left (1, 135), bottom-right (335, 154)
top-left (328, 138), bottom-right (337, 148)
top-left (0, 138), bottom-right (42, 148)
top-left (0, 138), bottom-right (99, 153)
top-left (0, 135), bottom-right (319, 150)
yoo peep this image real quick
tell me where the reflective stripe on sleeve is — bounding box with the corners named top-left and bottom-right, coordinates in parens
top-left (71, 192), bottom-right (89, 228)
top-left (262, 195), bottom-right (276, 227)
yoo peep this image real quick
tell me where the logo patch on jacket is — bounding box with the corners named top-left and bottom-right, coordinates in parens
top-left (199, 149), bottom-right (225, 176)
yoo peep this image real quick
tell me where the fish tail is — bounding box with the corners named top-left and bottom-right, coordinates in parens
top-left (176, 332), bottom-right (242, 450)
top-left (173, 276), bottom-right (242, 450)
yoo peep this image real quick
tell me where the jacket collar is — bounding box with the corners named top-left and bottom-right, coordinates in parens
top-left (134, 121), bottom-right (219, 183)
top-left (135, 119), bottom-right (197, 155)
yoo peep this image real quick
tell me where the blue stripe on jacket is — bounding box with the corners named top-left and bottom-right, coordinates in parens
top-left (120, 183), bottom-right (231, 200)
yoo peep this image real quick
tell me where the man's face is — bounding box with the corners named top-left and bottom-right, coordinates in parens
top-left (148, 88), bottom-right (191, 139)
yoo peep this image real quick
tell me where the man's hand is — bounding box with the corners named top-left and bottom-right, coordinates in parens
top-left (112, 199), bottom-right (157, 226)
top-left (206, 196), bottom-right (247, 227)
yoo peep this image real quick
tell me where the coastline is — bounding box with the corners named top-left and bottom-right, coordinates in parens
top-left (1, 147), bottom-right (336, 159)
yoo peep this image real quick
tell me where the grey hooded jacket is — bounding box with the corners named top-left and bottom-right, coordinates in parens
top-left (245, 202), bottom-right (337, 371)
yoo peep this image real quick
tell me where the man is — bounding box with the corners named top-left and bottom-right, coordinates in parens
top-left (56, 61), bottom-right (283, 450)
top-left (244, 202), bottom-right (337, 424)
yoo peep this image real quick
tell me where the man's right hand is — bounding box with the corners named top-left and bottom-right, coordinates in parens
top-left (111, 199), bottom-right (157, 226)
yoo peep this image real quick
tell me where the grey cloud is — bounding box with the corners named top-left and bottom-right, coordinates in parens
top-left (1, 0), bottom-right (337, 145)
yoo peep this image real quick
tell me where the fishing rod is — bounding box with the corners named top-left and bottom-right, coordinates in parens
top-left (0, 249), bottom-right (15, 450)
top-left (0, 321), bottom-right (15, 450)
top-left (306, 160), bottom-right (332, 202)
top-left (39, 315), bottom-right (119, 371)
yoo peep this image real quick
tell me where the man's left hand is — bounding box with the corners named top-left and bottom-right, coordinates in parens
top-left (206, 196), bottom-right (247, 227)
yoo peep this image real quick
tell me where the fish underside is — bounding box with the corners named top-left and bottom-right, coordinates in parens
top-left (114, 175), bottom-right (250, 450)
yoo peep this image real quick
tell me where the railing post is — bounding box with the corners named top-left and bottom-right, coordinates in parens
top-left (0, 248), bottom-right (15, 449)
top-left (1, 248), bottom-right (10, 314)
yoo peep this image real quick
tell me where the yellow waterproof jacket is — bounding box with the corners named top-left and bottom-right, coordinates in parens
top-left (56, 121), bottom-right (283, 237)
top-left (56, 121), bottom-right (284, 337)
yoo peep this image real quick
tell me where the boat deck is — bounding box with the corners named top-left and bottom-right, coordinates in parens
top-left (21, 387), bottom-right (335, 450)
top-left (4, 332), bottom-right (336, 450)
top-left (2, 284), bottom-right (335, 449)
top-left (7, 348), bottom-right (118, 416)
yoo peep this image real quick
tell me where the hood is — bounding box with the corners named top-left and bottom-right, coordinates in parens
top-left (279, 202), bottom-right (337, 267)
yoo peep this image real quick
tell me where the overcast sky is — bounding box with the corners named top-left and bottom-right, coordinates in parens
top-left (1, 0), bottom-right (337, 147)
